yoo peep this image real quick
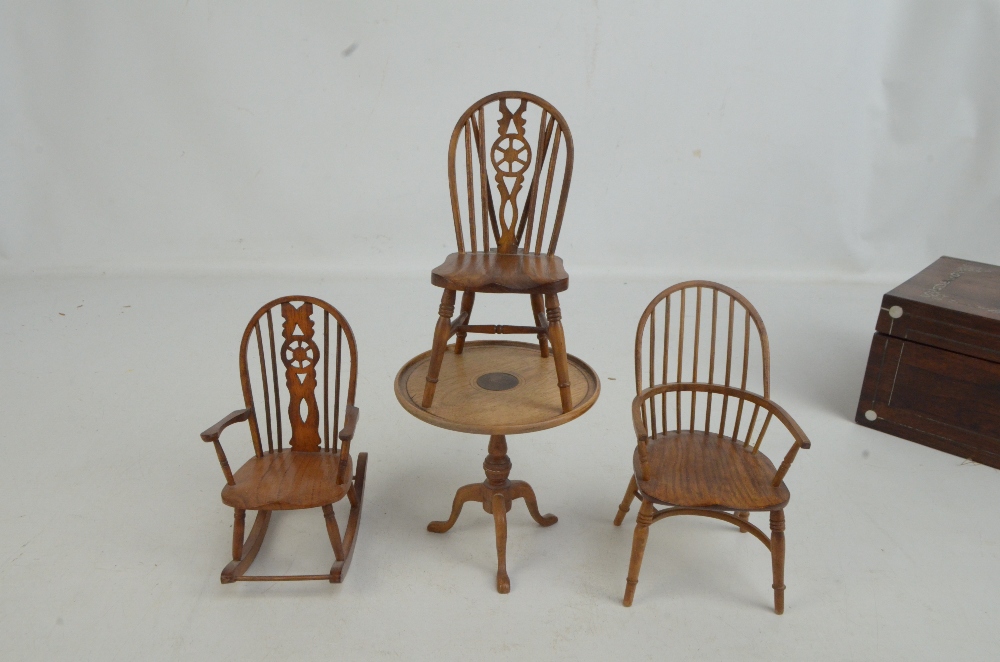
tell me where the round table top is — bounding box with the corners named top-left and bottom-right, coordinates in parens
top-left (394, 340), bottom-right (601, 435)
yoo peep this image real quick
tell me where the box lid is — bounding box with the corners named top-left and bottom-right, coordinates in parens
top-left (878, 256), bottom-right (1000, 363)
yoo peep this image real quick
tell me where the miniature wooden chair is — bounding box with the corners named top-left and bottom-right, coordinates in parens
top-left (421, 91), bottom-right (576, 413)
top-left (613, 282), bottom-right (810, 613)
top-left (200, 296), bottom-right (367, 583)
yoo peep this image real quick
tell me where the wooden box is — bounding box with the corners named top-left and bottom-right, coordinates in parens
top-left (856, 256), bottom-right (1000, 467)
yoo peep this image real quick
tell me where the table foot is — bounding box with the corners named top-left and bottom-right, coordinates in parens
top-left (427, 483), bottom-right (482, 533)
top-left (426, 434), bottom-right (556, 593)
top-left (492, 493), bottom-right (510, 593)
top-left (509, 480), bottom-right (558, 527)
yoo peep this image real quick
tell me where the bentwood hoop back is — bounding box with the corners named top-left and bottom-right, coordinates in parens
top-left (199, 295), bottom-right (368, 583)
top-left (613, 282), bottom-right (811, 613)
top-left (446, 90), bottom-right (573, 256)
top-left (422, 92), bottom-right (577, 413)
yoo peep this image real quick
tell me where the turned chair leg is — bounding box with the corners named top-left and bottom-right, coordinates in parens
top-left (544, 293), bottom-right (572, 413)
top-left (530, 294), bottom-right (549, 358)
top-left (232, 508), bottom-right (246, 561)
top-left (614, 476), bottom-right (638, 526)
top-left (323, 504), bottom-right (346, 562)
top-left (222, 509), bottom-right (271, 583)
top-left (624, 499), bottom-right (655, 606)
top-left (422, 289), bottom-right (457, 408)
top-left (770, 509), bottom-right (786, 615)
top-left (454, 291), bottom-right (476, 355)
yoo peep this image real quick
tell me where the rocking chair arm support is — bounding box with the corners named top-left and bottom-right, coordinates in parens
top-left (338, 439), bottom-right (352, 484)
top-left (200, 408), bottom-right (252, 487)
top-left (631, 383), bottom-right (811, 483)
top-left (336, 405), bottom-right (360, 484)
top-left (630, 401), bottom-right (651, 480)
top-left (338, 405), bottom-right (360, 444)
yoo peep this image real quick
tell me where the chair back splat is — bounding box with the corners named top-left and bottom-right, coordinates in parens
top-left (634, 281), bottom-right (770, 442)
top-left (448, 91), bottom-right (574, 256)
top-left (238, 296), bottom-right (358, 459)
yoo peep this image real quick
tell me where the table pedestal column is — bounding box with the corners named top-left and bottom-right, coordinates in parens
top-left (427, 434), bottom-right (558, 593)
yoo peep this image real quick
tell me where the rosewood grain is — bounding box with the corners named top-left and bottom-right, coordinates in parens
top-left (856, 256), bottom-right (1000, 468)
top-left (199, 296), bottom-right (368, 583)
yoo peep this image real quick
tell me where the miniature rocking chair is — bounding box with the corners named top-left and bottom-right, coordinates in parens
top-left (421, 91), bottom-right (576, 413)
top-left (200, 296), bottom-right (367, 583)
top-left (613, 282), bottom-right (811, 612)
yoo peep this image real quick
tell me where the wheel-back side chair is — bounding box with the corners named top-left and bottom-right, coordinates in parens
top-left (613, 282), bottom-right (811, 612)
top-left (421, 91), bottom-right (577, 413)
top-left (200, 295), bottom-right (368, 583)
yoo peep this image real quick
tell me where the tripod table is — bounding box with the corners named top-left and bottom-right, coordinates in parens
top-left (395, 340), bottom-right (600, 593)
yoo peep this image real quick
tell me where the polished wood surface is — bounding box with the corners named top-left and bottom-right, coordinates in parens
top-left (396, 340), bottom-right (599, 435)
top-left (426, 434), bottom-right (557, 594)
top-left (857, 256), bottom-right (1000, 468)
top-left (614, 282), bottom-right (810, 613)
top-left (421, 92), bottom-right (578, 412)
top-left (397, 339), bottom-right (599, 593)
top-left (430, 251), bottom-right (569, 294)
top-left (632, 431), bottom-right (789, 510)
top-left (222, 450), bottom-right (353, 511)
top-left (877, 255), bottom-right (1000, 330)
top-left (199, 296), bottom-right (368, 583)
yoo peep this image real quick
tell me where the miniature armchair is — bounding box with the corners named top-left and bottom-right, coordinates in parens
top-left (421, 91), bottom-right (576, 413)
top-left (199, 296), bottom-right (367, 583)
top-left (613, 282), bottom-right (811, 613)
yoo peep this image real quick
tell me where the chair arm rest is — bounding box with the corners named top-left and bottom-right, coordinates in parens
top-left (338, 406), bottom-right (360, 443)
top-left (200, 408), bottom-right (250, 486)
top-left (201, 408), bottom-right (252, 442)
top-left (631, 383), bottom-right (811, 485)
top-left (632, 383), bottom-right (811, 449)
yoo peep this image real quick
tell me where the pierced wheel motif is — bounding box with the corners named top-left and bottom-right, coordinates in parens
top-left (282, 338), bottom-right (318, 370)
top-left (492, 136), bottom-right (531, 176)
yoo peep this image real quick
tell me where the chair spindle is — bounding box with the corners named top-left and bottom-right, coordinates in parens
top-left (324, 311), bottom-right (330, 451)
top-left (266, 309), bottom-right (282, 451)
top-left (690, 287), bottom-right (702, 431)
top-left (753, 412), bottom-right (773, 453)
top-left (662, 297), bottom-right (670, 432)
top-left (465, 118), bottom-right (476, 253)
top-left (519, 110), bottom-right (548, 251)
top-left (334, 324), bottom-right (343, 447)
top-left (535, 125), bottom-right (561, 255)
top-left (705, 290), bottom-right (718, 433)
top-left (676, 289), bottom-right (685, 429)
top-left (255, 322), bottom-right (273, 454)
top-left (744, 404), bottom-right (761, 448)
top-left (648, 309), bottom-right (657, 437)
top-left (719, 297), bottom-right (735, 436)
top-left (476, 110), bottom-right (490, 252)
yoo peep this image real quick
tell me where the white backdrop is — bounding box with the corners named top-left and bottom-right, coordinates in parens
top-left (3, 1), bottom-right (998, 279)
top-left (6, 4), bottom-right (1000, 660)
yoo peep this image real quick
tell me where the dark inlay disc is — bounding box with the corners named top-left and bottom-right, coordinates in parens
top-left (476, 372), bottom-right (520, 391)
